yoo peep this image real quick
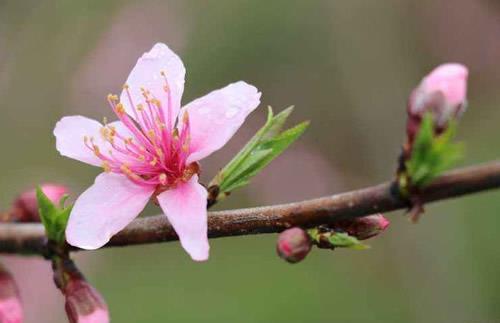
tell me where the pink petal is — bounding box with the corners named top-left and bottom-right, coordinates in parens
top-left (0, 298), bottom-right (23, 323)
top-left (54, 116), bottom-right (108, 166)
top-left (120, 43), bottom-right (185, 125)
top-left (66, 173), bottom-right (154, 250)
top-left (182, 81), bottom-right (261, 163)
top-left (420, 63), bottom-right (468, 107)
top-left (157, 175), bottom-right (209, 261)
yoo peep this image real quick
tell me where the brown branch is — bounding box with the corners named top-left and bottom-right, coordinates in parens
top-left (1, 161), bottom-right (500, 256)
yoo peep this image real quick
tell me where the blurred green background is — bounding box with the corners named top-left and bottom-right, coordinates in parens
top-left (1, 1), bottom-right (500, 322)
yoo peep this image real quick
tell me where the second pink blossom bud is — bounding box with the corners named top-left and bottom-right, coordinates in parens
top-left (11, 184), bottom-right (69, 222)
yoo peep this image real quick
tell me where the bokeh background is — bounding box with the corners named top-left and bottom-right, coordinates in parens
top-left (1, 1), bottom-right (500, 322)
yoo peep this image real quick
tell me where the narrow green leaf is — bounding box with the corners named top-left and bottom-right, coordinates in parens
top-left (53, 205), bottom-right (72, 243)
top-left (36, 187), bottom-right (58, 240)
top-left (221, 121), bottom-right (309, 193)
top-left (263, 105), bottom-right (294, 139)
top-left (36, 186), bottom-right (72, 243)
top-left (211, 106), bottom-right (308, 200)
top-left (210, 107), bottom-right (276, 187)
top-left (405, 113), bottom-right (464, 187)
top-left (327, 232), bottom-right (369, 250)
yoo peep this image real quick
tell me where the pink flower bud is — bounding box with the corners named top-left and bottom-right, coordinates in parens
top-left (276, 228), bottom-right (312, 263)
top-left (409, 63), bottom-right (468, 127)
top-left (0, 265), bottom-right (23, 323)
top-left (334, 214), bottom-right (390, 240)
top-left (12, 184), bottom-right (69, 222)
top-left (64, 278), bottom-right (109, 323)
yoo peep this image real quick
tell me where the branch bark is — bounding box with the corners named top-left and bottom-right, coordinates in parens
top-left (1, 161), bottom-right (500, 256)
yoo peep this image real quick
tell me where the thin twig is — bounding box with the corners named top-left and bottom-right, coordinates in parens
top-left (1, 161), bottom-right (500, 256)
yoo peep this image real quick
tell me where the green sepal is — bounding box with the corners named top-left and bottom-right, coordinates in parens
top-left (405, 113), bottom-right (464, 188)
top-left (36, 187), bottom-right (72, 243)
top-left (210, 106), bottom-right (309, 198)
top-left (327, 232), bottom-right (369, 250)
top-left (308, 228), bottom-right (369, 250)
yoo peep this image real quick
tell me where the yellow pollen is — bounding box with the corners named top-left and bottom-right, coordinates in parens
top-left (156, 148), bottom-right (164, 158)
top-left (125, 137), bottom-right (134, 145)
top-left (147, 129), bottom-right (156, 140)
top-left (107, 94), bottom-right (118, 101)
top-left (136, 104), bottom-right (144, 111)
top-left (102, 161), bottom-right (111, 173)
top-left (102, 117), bottom-right (108, 125)
top-left (157, 120), bottom-right (166, 130)
top-left (116, 103), bottom-right (125, 114)
top-left (150, 157), bottom-right (157, 166)
top-left (139, 155), bottom-right (146, 161)
top-left (172, 128), bottom-right (179, 139)
top-left (123, 84), bottom-right (129, 90)
top-left (151, 99), bottom-right (161, 107)
top-left (159, 173), bottom-right (167, 185)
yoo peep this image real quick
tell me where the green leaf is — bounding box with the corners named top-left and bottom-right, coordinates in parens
top-left (210, 106), bottom-right (309, 198)
top-left (36, 187), bottom-right (72, 243)
top-left (327, 232), bottom-right (369, 250)
top-left (405, 113), bottom-right (464, 187)
top-left (36, 187), bottom-right (58, 235)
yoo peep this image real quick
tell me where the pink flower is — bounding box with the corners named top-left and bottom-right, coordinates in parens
top-left (11, 184), bottom-right (69, 222)
top-left (408, 63), bottom-right (468, 127)
top-left (0, 264), bottom-right (23, 323)
top-left (54, 43), bottom-right (261, 261)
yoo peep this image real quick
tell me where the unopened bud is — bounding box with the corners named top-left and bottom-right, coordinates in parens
top-left (408, 63), bottom-right (468, 138)
top-left (276, 228), bottom-right (312, 263)
top-left (64, 278), bottom-right (109, 323)
top-left (333, 214), bottom-right (390, 240)
top-left (12, 184), bottom-right (69, 222)
top-left (0, 265), bottom-right (23, 323)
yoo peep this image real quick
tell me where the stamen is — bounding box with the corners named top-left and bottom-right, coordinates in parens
top-left (115, 103), bottom-right (125, 115)
top-left (102, 161), bottom-right (111, 173)
top-left (159, 173), bottom-right (168, 185)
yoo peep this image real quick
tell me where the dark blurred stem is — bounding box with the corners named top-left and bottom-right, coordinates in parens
top-left (1, 161), bottom-right (500, 256)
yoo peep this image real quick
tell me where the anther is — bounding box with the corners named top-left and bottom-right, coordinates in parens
top-left (115, 103), bottom-right (125, 114)
top-left (159, 173), bottom-right (168, 185)
top-left (102, 161), bottom-right (111, 173)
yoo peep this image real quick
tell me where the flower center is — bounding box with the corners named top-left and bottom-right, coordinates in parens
top-left (84, 71), bottom-right (196, 188)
